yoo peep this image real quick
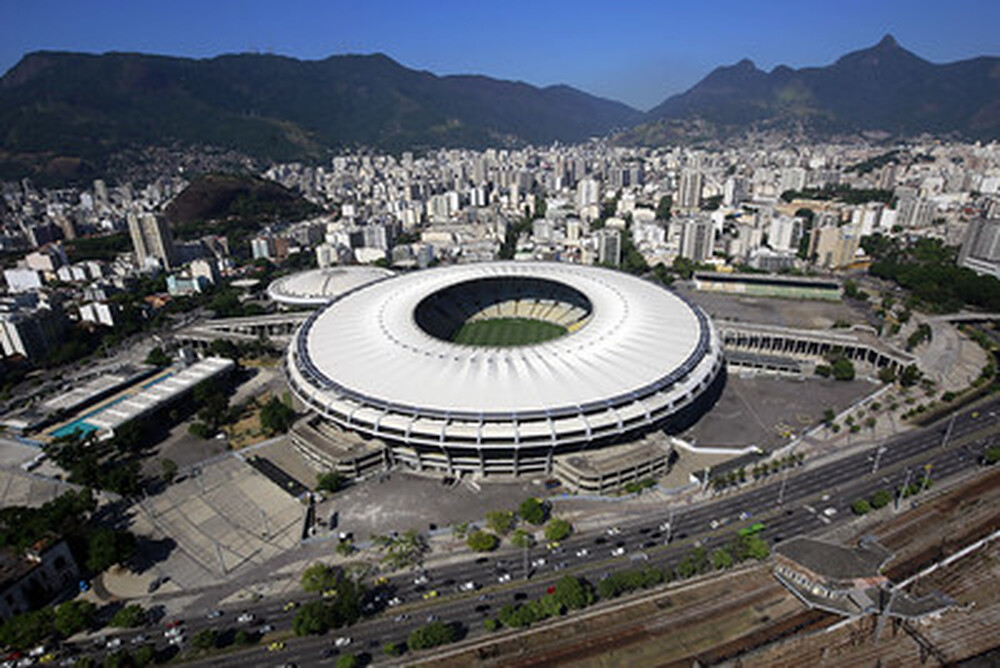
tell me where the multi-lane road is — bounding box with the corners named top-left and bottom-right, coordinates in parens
top-left (66, 397), bottom-right (1000, 666)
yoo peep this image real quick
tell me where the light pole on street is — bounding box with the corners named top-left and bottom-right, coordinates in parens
top-left (871, 446), bottom-right (887, 475)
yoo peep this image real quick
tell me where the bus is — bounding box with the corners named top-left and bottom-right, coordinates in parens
top-left (738, 522), bottom-right (765, 537)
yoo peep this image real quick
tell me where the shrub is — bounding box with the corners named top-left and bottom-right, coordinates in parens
top-left (871, 489), bottom-right (892, 508)
top-left (851, 499), bottom-right (871, 515)
top-left (408, 621), bottom-right (457, 650)
top-left (519, 497), bottom-right (548, 525)
top-left (544, 518), bottom-right (572, 542)
top-left (466, 530), bottom-right (499, 552)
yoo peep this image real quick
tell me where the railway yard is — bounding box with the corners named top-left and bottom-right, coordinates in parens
top-left (419, 466), bottom-right (1000, 668)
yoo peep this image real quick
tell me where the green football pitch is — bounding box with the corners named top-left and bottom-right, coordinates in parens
top-left (452, 317), bottom-right (567, 347)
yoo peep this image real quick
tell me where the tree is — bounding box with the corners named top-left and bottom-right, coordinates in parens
top-left (233, 629), bottom-right (253, 646)
top-left (53, 600), bottom-right (94, 637)
top-left (336, 655), bottom-right (359, 668)
top-left (878, 366), bottom-right (897, 383)
top-left (160, 458), bottom-right (178, 484)
top-left (260, 396), bottom-right (296, 435)
top-left (316, 471), bottom-right (343, 494)
top-left (373, 529), bottom-right (429, 570)
top-left (900, 365), bottom-right (923, 387)
top-left (144, 347), bottom-right (171, 368)
top-left (301, 562), bottom-right (341, 593)
top-left (544, 518), bottom-right (572, 542)
top-left (655, 195), bottom-right (673, 221)
top-left (485, 510), bottom-right (516, 536)
top-left (851, 499), bottom-right (871, 515)
top-left (510, 529), bottom-right (535, 549)
top-left (103, 650), bottom-right (134, 668)
top-left (192, 628), bottom-right (218, 650)
top-left (86, 528), bottom-right (136, 573)
top-left (832, 358), bottom-right (855, 381)
top-left (985, 445), bottom-right (1000, 465)
top-left (110, 604), bottom-right (146, 628)
top-left (483, 618), bottom-right (500, 632)
top-left (208, 339), bottom-right (239, 360)
top-left (466, 530), bottom-right (499, 552)
top-left (871, 489), bottom-right (893, 508)
top-left (132, 644), bottom-right (156, 666)
top-left (551, 576), bottom-right (594, 611)
top-left (0, 608), bottom-right (53, 649)
top-left (383, 641), bottom-right (406, 656)
top-left (710, 548), bottom-right (734, 570)
top-left (188, 421), bottom-right (214, 439)
top-left (822, 408), bottom-right (836, 425)
top-left (519, 497), bottom-right (548, 525)
top-left (408, 621), bottom-right (457, 650)
top-left (293, 601), bottom-right (334, 636)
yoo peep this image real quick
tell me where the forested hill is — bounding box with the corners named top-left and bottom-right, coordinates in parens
top-left (0, 50), bottom-right (642, 179)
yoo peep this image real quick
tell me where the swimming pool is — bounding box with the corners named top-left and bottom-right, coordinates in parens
top-left (49, 391), bottom-right (132, 439)
top-left (50, 420), bottom-right (99, 439)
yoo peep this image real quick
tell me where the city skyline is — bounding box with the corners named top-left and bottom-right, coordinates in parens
top-left (2, 0), bottom-right (998, 110)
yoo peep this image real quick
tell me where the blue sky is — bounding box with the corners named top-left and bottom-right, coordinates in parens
top-left (2, 0), bottom-right (997, 110)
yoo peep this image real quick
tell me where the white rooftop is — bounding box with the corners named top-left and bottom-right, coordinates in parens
top-left (295, 262), bottom-right (709, 416)
top-left (267, 266), bottom-right (395, 306)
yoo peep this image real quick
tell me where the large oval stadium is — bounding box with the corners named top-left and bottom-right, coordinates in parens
top-left (286, 262), bottom-right (724, 475)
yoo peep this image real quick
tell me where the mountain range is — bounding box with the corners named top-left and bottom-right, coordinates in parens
top-left (0, 35), bottom-right (997, 182)
top-left (634, 35), bottom-right (1000, 143)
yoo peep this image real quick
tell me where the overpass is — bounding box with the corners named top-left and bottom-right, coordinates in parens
top-left (174, 312), bottom-right (310, 348)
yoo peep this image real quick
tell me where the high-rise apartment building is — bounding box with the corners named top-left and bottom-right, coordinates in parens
top-left (959, 217), bottom-right (1000, 278)
top-left (679, 217), bottom-right (714, 262)
top-left (678, 170), bottom-right (703, 210)
top-left (597, 228), bottom-right (621, 266)
top-left (128, 212), bottom-right (176, 270)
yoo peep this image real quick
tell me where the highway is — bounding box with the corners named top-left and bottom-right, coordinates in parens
top-left (64, 397), bottom-right (1000, 666)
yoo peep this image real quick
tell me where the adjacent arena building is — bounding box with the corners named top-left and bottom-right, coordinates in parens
top-left (286, 262), bottom-right (724, 477)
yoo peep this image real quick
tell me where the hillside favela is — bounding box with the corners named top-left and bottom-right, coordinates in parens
top-left (0, 3), bottom-right (999, 666)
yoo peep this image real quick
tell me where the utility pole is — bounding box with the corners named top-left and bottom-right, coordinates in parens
top-left (261, 509), bottom-right (270, 540)
top-left (918, 464), bottom-right (933, 495)
top-left (523, 543), bottom-right (529, 581)
top-left (896, 468), bottom-right (913, 511)
top-left (871, 446), bottom-right (886, 475)
top-left (941, 413), bottom-right (957, 449)
top-left (777, 467), bottom-right (789, 506)
top-left (666, 507), bottom-right (675, 544)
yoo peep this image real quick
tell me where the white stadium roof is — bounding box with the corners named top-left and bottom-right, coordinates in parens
top-left (288, 262), bottom-right (723, 457)
top-left (267, 266), bottom-right (395, 306)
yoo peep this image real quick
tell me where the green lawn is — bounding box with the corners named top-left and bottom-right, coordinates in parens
top-left (453, 317), bottom-right (567, 347)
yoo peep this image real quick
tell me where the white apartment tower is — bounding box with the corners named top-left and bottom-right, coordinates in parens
top-left (128, 212), bottom-right (176, 270)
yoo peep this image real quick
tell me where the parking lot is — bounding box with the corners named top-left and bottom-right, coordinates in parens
top-left (322, 472), bottom-right (541, 541)
top-left (683, 373), bottom-right (878, 451)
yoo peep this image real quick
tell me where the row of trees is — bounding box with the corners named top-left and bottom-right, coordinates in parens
top-left (464, 498), bottom-right (574, 553)
top-left (710, 454), bottom-right (805, 492)
top-left (295, 564), bottom-right (364, 635)
top-left (485, 531), bottom-right (771, 632)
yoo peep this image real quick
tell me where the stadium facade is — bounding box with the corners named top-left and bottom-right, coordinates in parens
top-left (286, 262), bottom-right (724, 476)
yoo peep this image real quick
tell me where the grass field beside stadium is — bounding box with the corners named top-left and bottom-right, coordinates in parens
top-left (453, 317), bottom-right (567, 347)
